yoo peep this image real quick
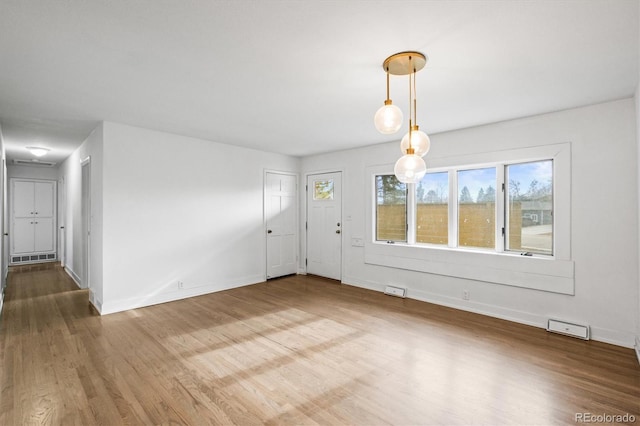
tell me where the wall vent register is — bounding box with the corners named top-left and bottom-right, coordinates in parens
top-left (546, 319), bottom-right (590, 340)
top-left (11, 253), bottom-right (56, 264)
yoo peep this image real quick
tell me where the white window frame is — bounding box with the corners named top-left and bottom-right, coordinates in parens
top-left (365, 143), bottom-right (573, 295)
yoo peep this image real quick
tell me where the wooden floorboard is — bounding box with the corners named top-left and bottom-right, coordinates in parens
top-left (0, 264), bottom-right (638, 425)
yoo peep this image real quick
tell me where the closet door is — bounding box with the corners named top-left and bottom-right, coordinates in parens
top-left (12, 218), bottom-right (35, 253)
top-left (13, 181), bottom-right (34, 218)
top-left (33, 182), bottom-right (55, 252)
top-left (34, 182), bottom-right (54, 217)
top-left (34, 218), bottom-right (54, 252)
top-left (10, 179), bottom-right (57, 262)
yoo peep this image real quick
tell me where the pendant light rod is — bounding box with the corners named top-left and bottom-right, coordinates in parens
top-left (412, 71), bottom-right (417, 125)
top-left (408, 63), bottom-right (413, 147)
top-left (385, 68), bottom-right (390, 102)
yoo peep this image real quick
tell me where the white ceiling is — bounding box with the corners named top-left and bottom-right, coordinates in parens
top-left (0, 1), bottom-right (638, 164)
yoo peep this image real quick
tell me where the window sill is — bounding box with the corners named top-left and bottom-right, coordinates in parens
top-left (364, 241), bottom-right (574, 295)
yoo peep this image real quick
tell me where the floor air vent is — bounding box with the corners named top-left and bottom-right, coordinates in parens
top-left (384, 285), bottom-right (407, 298)
top-left (547, 319), bottom-right (590, 340)
top-left (11, 253), bottom-right (56, 264)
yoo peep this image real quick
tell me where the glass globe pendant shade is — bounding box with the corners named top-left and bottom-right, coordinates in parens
top-left (394, 151), bottom-right (427, 183)
top-left (400, 127), bottom-right (430, 157)
top-left (374, 101), bottom-right (403, 134)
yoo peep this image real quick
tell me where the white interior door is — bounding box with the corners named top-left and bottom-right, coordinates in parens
top-left (59, 177), bottom-right (66, 267)
top-left (81, 160), bottom-right (91, 289)
top-left (34, 182), bottom-right (54, 217)
top-left (12, 219), bottom-right (34, 253)
top-left (13, 181), bottom-right (34, 217)
top-left (306, 172), bottom-right (342, 280)
top-left (34, 218), bottom-right (54, 252)
top-left (266, 172), bottom-right (297, 279)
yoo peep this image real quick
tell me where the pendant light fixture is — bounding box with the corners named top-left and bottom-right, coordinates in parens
top-left (373, 68), bottom-right (403, 134)
top-left (374, 51), bottom-right (429, 184)
top-left (399, 72), bottom-right (430, 157)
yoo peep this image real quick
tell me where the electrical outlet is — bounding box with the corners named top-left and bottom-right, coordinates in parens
top-left (463, 290), bottom-right (470, 300)
top-left (178, 281), bottom-right (184, 289)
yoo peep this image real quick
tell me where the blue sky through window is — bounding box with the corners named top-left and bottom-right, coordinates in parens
top-left (458, 168), bottom-right (496, 202)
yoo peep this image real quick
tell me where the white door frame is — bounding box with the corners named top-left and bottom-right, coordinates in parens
top-left (304, 169), bottom-right (344, 280)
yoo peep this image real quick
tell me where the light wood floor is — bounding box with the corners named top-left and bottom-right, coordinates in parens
top-left (0, 264), bottom-right (639, 425)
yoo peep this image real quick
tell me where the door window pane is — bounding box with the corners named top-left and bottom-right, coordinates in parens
top-left (506, 161), bottom-right (553, 255)
top-left (313, 180), bottom-right (334, 200)
top-left (458, 168), bottom-right (496, 249)
top-left (416, 172), bottom-right (448, 244)
top-left (376, 175), bottom-right (407, 242)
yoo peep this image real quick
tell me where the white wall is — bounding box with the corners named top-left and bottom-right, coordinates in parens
top-left (301, 99), bottom-right (639, 348)
top-left (58, 123), bottom-right (104, 309)
top-left (98, 122), bottom-right (299, 313)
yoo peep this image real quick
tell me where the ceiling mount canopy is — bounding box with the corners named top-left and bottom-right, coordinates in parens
top-left (382, 51), bottom-right (427, 76)
top-left (374, 51), bottom-right (430, 184)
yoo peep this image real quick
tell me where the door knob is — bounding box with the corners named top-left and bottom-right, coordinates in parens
top-left (267, 229), bottom-right (273, 234)
top-left (335, 230), bottom-right (341, 234)
top-left (337, 222), bottom-right (340, 226)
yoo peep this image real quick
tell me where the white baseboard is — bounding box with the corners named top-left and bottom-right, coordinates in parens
top-left (587, 326), bottom-right (636, 349)
top-left (0, 293), bottom-right (3, 316)
top-left (341, 275), bottom-right (636, 349)
top-left (64, 267), bottom-right (82, 288)
top-left (100, 273), bottom-right (265, 315)
top-left (635, 336), bottom-right (640, 366)
top-left (89, 290), bottom-right (102, 314)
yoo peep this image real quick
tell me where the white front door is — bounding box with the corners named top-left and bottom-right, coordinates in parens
top-left (306, 172), bottom-right (342, 280)
top-left (265, 172), bottom-right (298, 279)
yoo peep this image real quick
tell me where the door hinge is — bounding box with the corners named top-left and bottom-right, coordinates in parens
top-left (501, 183), bottom-right (505, 192)
top-left (306, 184), bottom-right (308, 192)
top-left (501, 227), bottom-right (505, 236)
top-left (305, 258), bottom-right (307, 266)
top-left (305, 222), bottom-right (308, 230)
